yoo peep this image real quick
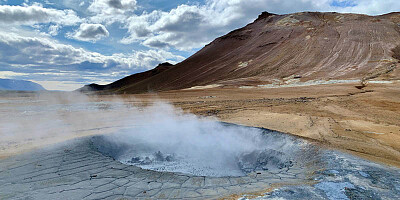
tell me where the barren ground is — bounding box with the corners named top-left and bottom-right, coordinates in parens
top-left (1, 82), bottom-right (399, 169)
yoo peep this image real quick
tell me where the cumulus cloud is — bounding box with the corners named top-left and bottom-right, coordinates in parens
top-left (88, 0), bottom-right (137, 24)
top-left (48, 24), bottom-right (61, 36)
top-left (119, 10), bottom-right (162, 43)
top-left (335, 0), bottom-right (400, 14)
top-left (0, 31), bottom-right (103, 65)
top-left (0, 4), bottom-right (81, 25)
top-left (127, 49), bottom-right (185, 69)
top-left (0, 30), bottom-right (183, 69)
top-left (68, 23), bottom-right (110, 42)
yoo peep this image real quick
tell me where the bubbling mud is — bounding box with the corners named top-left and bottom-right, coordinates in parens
top-left (92, 123), bottom-right (308, 177)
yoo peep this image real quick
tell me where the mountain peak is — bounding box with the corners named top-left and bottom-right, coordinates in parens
top-left (254, 11), bottom-right (276, 22)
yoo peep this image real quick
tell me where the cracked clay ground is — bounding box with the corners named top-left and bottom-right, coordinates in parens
top-left (1, 132), bottom-right (399, 200)
top-left (0, 137), bottom-right (309, 199)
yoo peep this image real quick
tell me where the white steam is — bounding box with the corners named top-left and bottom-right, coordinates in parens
top-left (94, 102), bottom-right (302, 177)
top-left (0, 92), bottom-right (133, 157)
top-left (0, 92), bottom-right (304, 176)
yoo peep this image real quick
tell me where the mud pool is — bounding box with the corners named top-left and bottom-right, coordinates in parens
top-left (92, 125), bottom-right (305, 177)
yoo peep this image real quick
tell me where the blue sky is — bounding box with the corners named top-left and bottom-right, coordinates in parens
top-left (0, 0), bottom-right (399, 90)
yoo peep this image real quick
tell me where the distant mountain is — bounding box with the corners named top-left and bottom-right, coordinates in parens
top-left (0, 78), bottom-right (45, 91)
top-left (82, 11), bottom-right (400, 94)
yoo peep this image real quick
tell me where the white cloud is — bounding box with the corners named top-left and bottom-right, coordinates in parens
top-left (68, 23), bottom-right (110, 42)
top-left (0, 31), bottom-right (103, 65)
top-left (335, 0), bottom-right (400, 15)
top-left (88, 0), bottom-right (137, 24)
top-left (48, 24), bottom-right (61, 36)
top-left (126, 49), bottom-right (185, 69)
top-left (0, 30), bottom-right (183, 69)
top-left (0, 71), bottom-right (29, 79)
top-left (0, 4), bottom-right (81, 25)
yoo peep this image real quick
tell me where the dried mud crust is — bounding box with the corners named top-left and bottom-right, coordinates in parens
top-left (0, 137), bottom-right (313, 199)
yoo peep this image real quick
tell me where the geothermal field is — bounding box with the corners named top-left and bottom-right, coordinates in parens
top-left (1, 3), bottom-right (400, 199)
top-left (0, 91), bottom-right (399, 199)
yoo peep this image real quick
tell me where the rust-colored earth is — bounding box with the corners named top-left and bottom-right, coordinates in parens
top-left (81, 12), bottom-right (400, 94)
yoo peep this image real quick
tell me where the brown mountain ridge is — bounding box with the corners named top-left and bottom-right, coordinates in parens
top-left (79, 62), bottom-right (174, 92)
top-left (80, 11), bottom-right (400, 93)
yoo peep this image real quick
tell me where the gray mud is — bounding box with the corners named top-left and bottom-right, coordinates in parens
top-left (92, 126), bottom-right (307, 177)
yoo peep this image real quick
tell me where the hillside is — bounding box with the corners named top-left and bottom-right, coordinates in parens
top-left (79, 62), bottom-right (174, 92)
top-left (83, 11), bottom-right (400, 93)
top-left (0, 78), bottom-right (45, 91)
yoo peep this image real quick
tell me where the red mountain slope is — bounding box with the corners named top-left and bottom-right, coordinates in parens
top-left (82, 12), bottom-right (400, 93)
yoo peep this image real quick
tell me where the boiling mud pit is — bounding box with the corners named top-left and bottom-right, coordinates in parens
top-left (92, 124), bottom-right (303, 177)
